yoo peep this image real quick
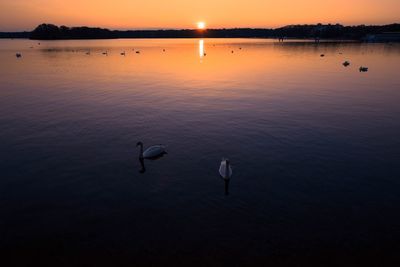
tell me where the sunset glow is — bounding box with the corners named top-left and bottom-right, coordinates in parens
top-left (0, 0), bottom-right (399, 31)
top-left (197, 22), bottom-right (206, 30)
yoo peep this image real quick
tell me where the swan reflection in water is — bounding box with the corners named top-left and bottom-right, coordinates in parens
top-left (136, 141), bottom-right (167, 174)
top-left (223, 179), bottom-right (230, 195)
top-left (138, 152), bottom-right (167, 174)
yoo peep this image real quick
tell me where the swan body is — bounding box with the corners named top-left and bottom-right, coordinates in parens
top-left (137, 142), bottom-right (166, 159)
top-left (343, 61), bottom-right (350, 67)
top-left (219, 158), bottom-right (232, 180)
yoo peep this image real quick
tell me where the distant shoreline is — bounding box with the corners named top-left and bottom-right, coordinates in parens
top-left (1, 23), bottom-right (399, 42)
top-left (0, 37), bottom-right (362, 43)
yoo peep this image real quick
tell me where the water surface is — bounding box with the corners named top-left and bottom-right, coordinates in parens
top-left (1, 39), bottom-right (400, 266)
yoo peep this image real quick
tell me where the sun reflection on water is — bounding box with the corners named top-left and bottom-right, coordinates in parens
top-left (199, 39), bottom-right (204, 60)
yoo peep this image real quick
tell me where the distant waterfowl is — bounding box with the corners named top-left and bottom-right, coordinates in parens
top-left (231, 50), bottom-right (234, 53)
top-left (15, 53), bottom-right (22, 58)
top-left (120, 51), bottom-right (126, 56)
top-left (102, 51), bottom-right (108, 56)
top-left (136, 142), bottom-right (167, 159)
top-left (343, 61), bottom-right (350, 67)
top-left (136, 51), bottom-right (140, 54)
top-left (320, 54), bottom-right (325, 57)
top-left (359, 66), bottom-right (369, 72)
top-left (86, 51), bottom-right (90, 55)
top-left (219, 158), bottom-right (232, 180)
top-left (163, 49), bottom-right (166, 52)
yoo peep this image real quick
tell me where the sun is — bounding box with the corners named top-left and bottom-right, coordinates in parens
top-left (197, 22), bottom-right (206, 30)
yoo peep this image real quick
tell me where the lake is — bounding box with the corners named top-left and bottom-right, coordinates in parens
top-left (1, 38), bottom-right (400, 266)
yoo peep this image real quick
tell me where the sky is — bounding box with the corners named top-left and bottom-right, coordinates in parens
top-left (0, 0), bottom-right (399, 31)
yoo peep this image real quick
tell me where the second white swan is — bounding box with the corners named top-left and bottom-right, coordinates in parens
top-left (219, 158), bottom-right (232, 180)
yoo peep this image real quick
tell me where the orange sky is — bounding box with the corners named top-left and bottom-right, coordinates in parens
top-left (0, 0), bottom-right (399, 31)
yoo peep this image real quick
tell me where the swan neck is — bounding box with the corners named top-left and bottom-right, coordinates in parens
top-left (139, 144), bottom-right (144, 158)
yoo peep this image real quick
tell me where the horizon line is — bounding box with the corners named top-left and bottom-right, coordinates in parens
top-left (1, 22), bottom-right (400, 33)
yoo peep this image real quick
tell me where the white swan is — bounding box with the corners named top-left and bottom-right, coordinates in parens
top-left (136, 142), bottom-right (166, 159)
top-left (219, 158), bottom-right (232, 180)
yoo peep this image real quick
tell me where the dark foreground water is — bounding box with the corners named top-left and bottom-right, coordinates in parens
top-left (1, 39), bottom-right (400, 266)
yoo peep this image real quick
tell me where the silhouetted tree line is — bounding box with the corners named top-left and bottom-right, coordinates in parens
top-left (30, 24), bottom-right (115, 39)
top-left (274, 23), bottom-right (400, 39)
top-left (1, 23), bottom-right (399, 40)
top-left (116, 28), bottom-right (274, 38)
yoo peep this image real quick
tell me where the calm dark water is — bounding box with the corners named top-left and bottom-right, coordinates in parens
top-left (1, 39), bottom-right (400, 266)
